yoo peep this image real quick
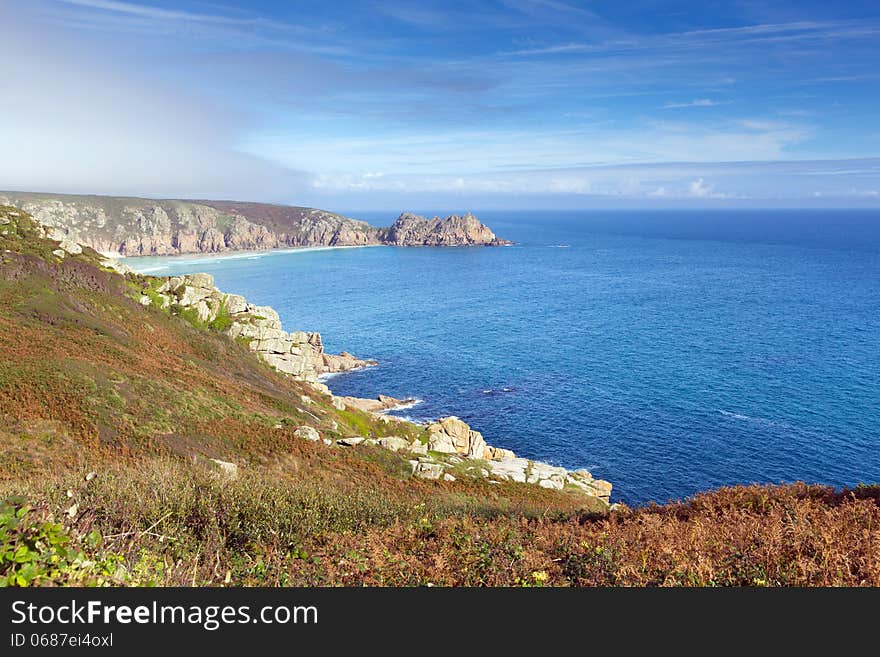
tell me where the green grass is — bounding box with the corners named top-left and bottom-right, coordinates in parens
top-left (173, 305), bottom-right (205, 329)
top-left (208, 300), bottom-right (233, 332)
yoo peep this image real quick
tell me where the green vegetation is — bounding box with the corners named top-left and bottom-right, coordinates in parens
top-left (0, 498), bottom-right (134, 587)
top-left (3, 478), bottom-right (878, 586)
top-left (173, 304), bottom-right (205, 329)
top-left (208, 300), bottom-right (233, 332)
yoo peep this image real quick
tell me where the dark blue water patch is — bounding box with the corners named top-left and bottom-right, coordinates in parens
top-left (128, 210), bottom-right (880, 505)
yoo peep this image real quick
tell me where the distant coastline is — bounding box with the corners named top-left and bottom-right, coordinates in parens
top-left (0, 190), bottom-right (511, 256)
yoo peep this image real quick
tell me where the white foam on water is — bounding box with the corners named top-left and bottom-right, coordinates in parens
top-left (718, 409), bottom-right (783, 428)
top-left (381, 399), bottom-right (424, 413)
top-left (122, 244), bottom-right (382, 273)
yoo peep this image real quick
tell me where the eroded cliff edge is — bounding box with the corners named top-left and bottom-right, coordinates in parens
top-left (0, 191), bottom-right (511, 255)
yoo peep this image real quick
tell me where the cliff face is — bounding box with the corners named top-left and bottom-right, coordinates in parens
top-left (139, 272), bottom-right (375, 383)
top-left (0, 192), bottom-right (509, 255)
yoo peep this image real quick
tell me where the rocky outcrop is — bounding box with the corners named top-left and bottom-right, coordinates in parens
top-left (420, 416), bottom-right (611, 499)
top-left (337, 394), bottom-right (417, 413)
top-left (142, 273), bottom-right (372, 382)
top-left (428, 416), bottom-right (488, 458)
top-left (326, 406), bottom-right (612, 503)
top-left (0, 192), bottom-right (511, 255)
top-left (379, 212), bottom-right (512, 246)
top-left (322, 351), bottom-right (378, 374)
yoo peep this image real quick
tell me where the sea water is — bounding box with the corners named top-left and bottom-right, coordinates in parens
top-left (129, 210), bottom-right (880, 505)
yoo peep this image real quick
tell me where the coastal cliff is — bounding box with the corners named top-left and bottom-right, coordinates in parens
top-left (0, 191), bottom-right (510, 255)
top-left (132, 266), bottom-right (608, 498)
top-left (4, 204), bottom-right (605, 500)
top-left (137, 272), bottom-right (375, 382)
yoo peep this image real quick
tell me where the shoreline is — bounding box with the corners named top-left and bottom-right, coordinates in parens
top-left (121, 243), bottom-right (385, 273)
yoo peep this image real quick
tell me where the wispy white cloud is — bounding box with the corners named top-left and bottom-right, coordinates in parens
top-left (663, 99), bottom-right (727, 109)
top-left (303, 158), bottom-right (880, 205)
top-left (55, 0), bottom-right (298, 30)
top-left (248, 116), bottom-right (812, 179)
top-left (505, 19), bottom-right (880, 57)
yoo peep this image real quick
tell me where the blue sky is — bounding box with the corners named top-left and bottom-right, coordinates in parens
top-left (2, 0), bottom-right (880, 209)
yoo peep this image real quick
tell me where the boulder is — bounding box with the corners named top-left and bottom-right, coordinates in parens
top-left (252, 337), bottom-right (292, 354)
top-left (376, 436), bottom-right (411, 452)
top-left (311, 382), bottom-right (331, 395)
top-left (210, 459), bottom-right (238, 479)
top-left (466, 430), bottom-right (487, 459)
top-left (427, 431), bottom-right (456, 453)
top-left (337, 436), bottom-right (365, 446)
top-left (178, 285), bottom-right (211, 307)
top-left (249, 305), bottom-right (281, 324)
top-left (587, 479), bottom-right (613, 500)
top-left (193, 299), bottom-right (213, 323)
top-left (320, 351), bottom-right (377, 374)
top-left (338, 395), bottom-right (412, 413)
top-left (187, 273), bottom-right (215, 289)
top-left (224, 293), bottom-right (248, 315)
top-left (426, 417), bottom-right (488, 458)
top-left (261, 353), bottom-right (309, 376)
top-left (487, 458), bottom-right (529, 483)
top-left (413, 462), bottom-right (444, 480)
top-left (483, 445), bottom-right (516, 461)
top-left (527, 462), bottom-right (567, 485)
top-left (294, 426), bottom-right (321, 442)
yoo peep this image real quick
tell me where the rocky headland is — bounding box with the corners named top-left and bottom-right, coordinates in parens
top-left (134, 271), bottom-right (375, 382)
top-left (126, 265), bottom-right (611, 502)
top-left (378, 211), bottom-right (512, 246)
top-left (0, 191), bottom-right (511, 256)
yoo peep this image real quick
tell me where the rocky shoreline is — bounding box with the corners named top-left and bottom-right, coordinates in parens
top-left (34, 217), bottom-right (611, 505)
top-left (128, 269), bottom-right (612, 504)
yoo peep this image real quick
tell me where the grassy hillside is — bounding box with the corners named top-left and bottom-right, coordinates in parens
top-left (1, 205), bottom-right (878, 587)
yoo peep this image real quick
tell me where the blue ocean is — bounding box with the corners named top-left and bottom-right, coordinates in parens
top-left (130, 210), bottom-right (880, 505)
